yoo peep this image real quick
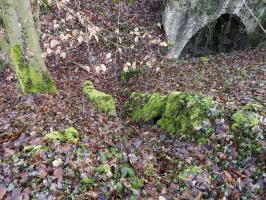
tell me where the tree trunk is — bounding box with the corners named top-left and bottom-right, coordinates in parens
top-left (0, 0), bottom-right (56, 94)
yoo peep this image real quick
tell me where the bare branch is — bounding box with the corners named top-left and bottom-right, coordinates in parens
top-left (241, 0), bottom-right (266, 35)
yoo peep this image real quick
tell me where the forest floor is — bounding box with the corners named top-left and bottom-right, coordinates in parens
top-left (0, 1), bottom-right (265, 199)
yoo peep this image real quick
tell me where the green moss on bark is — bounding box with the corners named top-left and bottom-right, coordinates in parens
top-left (83, 81), bottom-right (116, 116)
top-left (11, 45), bottom-right (57, 94)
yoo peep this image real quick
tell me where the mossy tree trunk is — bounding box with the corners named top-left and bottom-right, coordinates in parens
top-left (0, 11), bottom-right (9, 72)
top-left (0, 0), bottom-right (56, 93)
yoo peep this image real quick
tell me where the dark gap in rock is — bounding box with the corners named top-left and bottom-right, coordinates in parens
top-left (181, 14), bottom-right (248, 57)
top-left (150, 115), bottom-right (162, 125)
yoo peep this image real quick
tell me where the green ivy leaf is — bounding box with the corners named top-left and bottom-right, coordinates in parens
top-left (120, 166), bottom-right (135, 178)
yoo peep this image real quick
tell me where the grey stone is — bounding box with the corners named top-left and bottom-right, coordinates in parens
top-left (163, 0), bottom-right (266, 58)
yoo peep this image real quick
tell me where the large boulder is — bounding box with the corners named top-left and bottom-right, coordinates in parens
top-left (163, 0), bottom-right (266, 58)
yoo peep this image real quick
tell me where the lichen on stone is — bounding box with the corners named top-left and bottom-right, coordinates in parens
top-left (44, 127), bottom-right (79, 143)
top-left (11, 44), bottom-right (57, 94)
top-left (82, 81), bottom-right (116, 117)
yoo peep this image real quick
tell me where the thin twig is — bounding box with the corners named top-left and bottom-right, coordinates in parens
top-left (241, 0), bottom-right (266, 35)
top-left (113, 3), bottom-right (121, 82)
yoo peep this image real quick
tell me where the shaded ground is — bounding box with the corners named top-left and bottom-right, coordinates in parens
top-left (0, 0), bottom-right (265, 199)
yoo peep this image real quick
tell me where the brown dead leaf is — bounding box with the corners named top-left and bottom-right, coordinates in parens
top-left (54, 168), bottom-right (63, 181)
top-left (231, 189), bottom-right (240, 200)
top-left (4, 148), bottom-right (15, 157)
top-left (219, 153), bottom-right (227, 160)
top-left (38, 169), bottom-right (48, 179)
top-left (85, 191), bottom-right (99, 198)
top-left (0, 185), bottom-right (7, 200)
top-left (224, 170), bottom-right (233, 183)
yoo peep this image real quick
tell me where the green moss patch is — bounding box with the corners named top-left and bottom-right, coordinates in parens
top-left (23, 145), bottom-right (50, 153)
top-left (231, 103), bottom-right (263, 134)
top-left (231, 103), bottom-right (264, 158)
top-left (129, 92), bottom-right (167, 122)
top-left (158, 92), bottom-right (220, 137)
top-left (82, 81), bottom-right (116, 116)
top-left (44, 127), bottom-right (79, 143)
top-left (127, 91), bottom-right (222, 140)
top-left (178, 166), bottom-right (202, 181)
top-left (11, 45), bottom-right (57, 94)
top-left (120, 68), bottom-right (141, 83)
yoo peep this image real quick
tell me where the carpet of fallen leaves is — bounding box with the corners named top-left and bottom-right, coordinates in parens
top-left (0, 0), bottom-right (265, 199)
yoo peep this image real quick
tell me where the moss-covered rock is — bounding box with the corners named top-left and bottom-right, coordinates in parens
top-left (44, 127), bottom-right (79, 143)
top-left (82, 81), bottom-right (116, 116)
top-left (129, 92), bottom-right (167, 122)
top-left (125, 92), bottom-right (151, 118)
top-left (231, 103), bottom-right (265, 158)
top-left (158, 92), bottom-right (220, 137)
top-left (127, 91), bottom-right (222, 140)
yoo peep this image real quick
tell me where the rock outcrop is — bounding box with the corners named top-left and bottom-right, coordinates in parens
top-left (163, 0), bottom-right (266, 58)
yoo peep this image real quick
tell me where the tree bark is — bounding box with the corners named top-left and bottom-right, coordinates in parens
top-left (32, 0), bottom-right (41, 36)
top-left (0, 0), bottom-right (56, 94)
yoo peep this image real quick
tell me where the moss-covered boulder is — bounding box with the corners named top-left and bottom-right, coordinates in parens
top-left (158, 92), bottom-right (220, 137)
top-left (127, 91), bottom-right (222, 140)
top-left (44, 127), bottom-right (79, 143)
top-left (127, 92), bottom-right (167, 123)
top-left (231, 103), bottom-right (265, 158)
top-left (82, 81), bottom-right (116, 117)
